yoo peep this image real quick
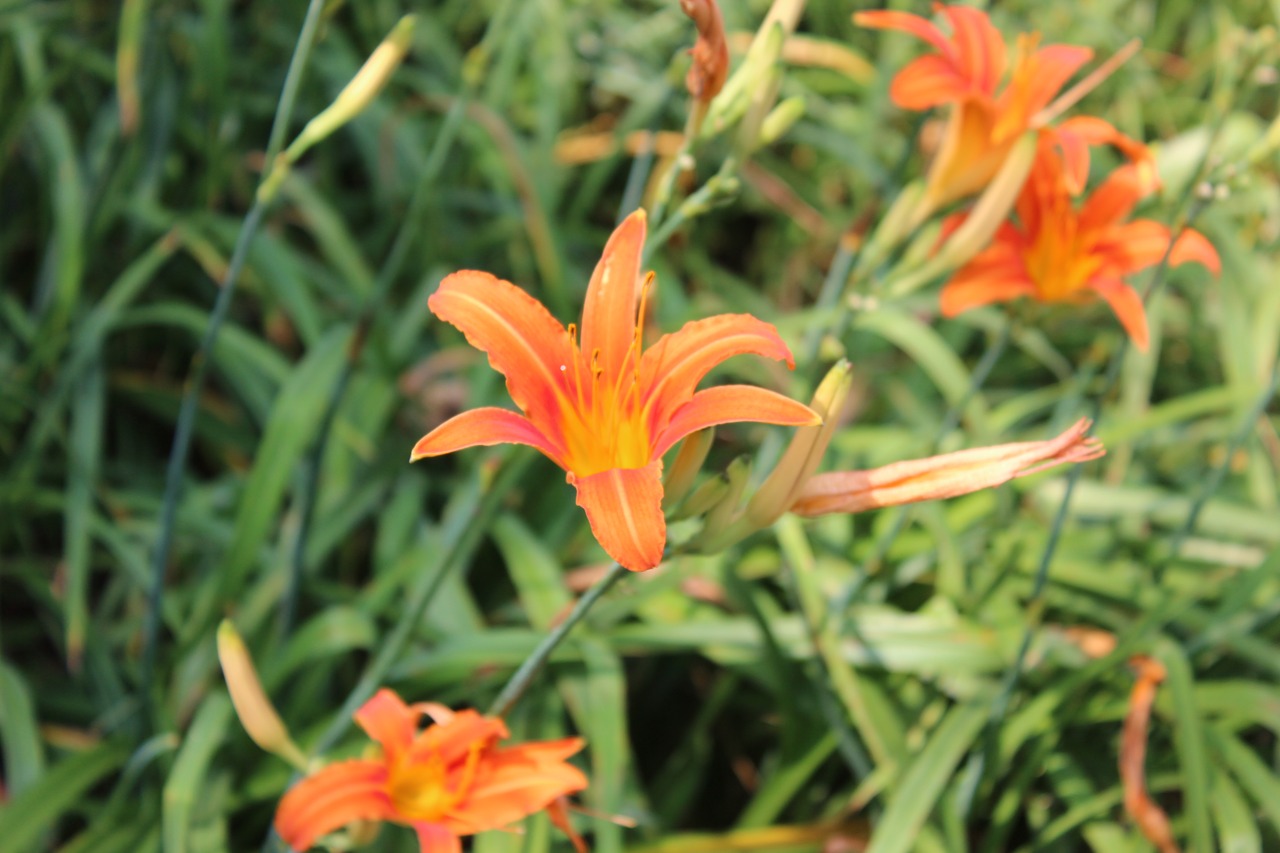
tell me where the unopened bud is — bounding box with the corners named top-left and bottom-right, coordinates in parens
top-left (261, 15), bottom-right (417, 202)
top-left (663, 428), bottom-right (716, 511)
top-left (697, 455), bottom-right (752, 546)
top-left (217, 621), bottom-right (308, 769)
top-left (745, 360), bottom-right (853, 528)
top-left (759, 95), bottom-right (806, 146)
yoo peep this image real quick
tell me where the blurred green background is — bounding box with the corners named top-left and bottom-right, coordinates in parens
top-left (2, 1), bottom-right (1279, 851)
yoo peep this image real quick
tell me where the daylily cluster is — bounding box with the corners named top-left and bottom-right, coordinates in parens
top-left (858, 3), bottom-right (1220, 349)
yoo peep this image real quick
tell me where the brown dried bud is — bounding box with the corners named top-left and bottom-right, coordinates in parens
top-left (680, 0), bottom-right (729, 102)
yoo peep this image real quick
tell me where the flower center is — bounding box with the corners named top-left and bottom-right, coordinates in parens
top-left (559, 275), bottom-right (656, 477)
top-left (387, 744), bottom-right (483, 823)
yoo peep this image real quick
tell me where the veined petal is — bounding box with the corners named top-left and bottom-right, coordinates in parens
top-left (274, 760), bottom-right (394, 852)
top-left (652, 386), bottom-right (820, 458)
top-left (445, 739), bottom-right (588, 834)
top-left (581, 210), bottom-right (646, 382)
top-left (639, 313), bottom-right (795, 432)
top-left (853, 10), bottom-right (954, 59)
top-left (891, 55), bottom-right (975, 110)
top-left (413, 823), bottom-right (463, 853)
top-left (940, 4), bottom-right (1005, 95)
top-left (354, 689), bottom-right (417, 761)
top-left (428, 271), bottom-right (572, 424)
top-left (1089, 277), bottom-right (1150, 351)
top-left (410, 408), bottom-right (564, 466)
top-left (572, 461), bottom-right (665, 572)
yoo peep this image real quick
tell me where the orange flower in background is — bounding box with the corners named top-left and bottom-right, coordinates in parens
top-left (791, 418), bottom-right (1103, 517)
top-left (856, 4), bottom-right (1150, 219)
top-left (411, 210), bottom-right (819, 571)
top-left (274, 689), bottom-right (587, 853)
top-left (939, 150), bottom-right (1220, 351)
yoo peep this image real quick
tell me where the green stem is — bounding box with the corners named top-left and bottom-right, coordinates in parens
top-left (487, 562), bottom-right (628, 719)
top-left (141, 0), bottom-right (326, 708)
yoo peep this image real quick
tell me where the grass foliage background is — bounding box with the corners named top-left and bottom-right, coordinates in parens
top-left (2, 0), bottom-right (1280, 851)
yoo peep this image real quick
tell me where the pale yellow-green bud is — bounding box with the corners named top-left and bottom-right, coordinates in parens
top-left (259, 15), bottom-right (417, 203)
top-left (744, 360), bottom-right (853, 528)
top-left (663, 428), bottom-right (716, 511)
top-left (758, 95), bottom-right (806, 147)
top-left (697, 455), bottom-right (752, 546)
top-left (217, 621), bottom-right (308, 770)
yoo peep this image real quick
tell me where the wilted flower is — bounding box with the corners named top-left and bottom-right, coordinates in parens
top-left (791, 418), bottom-right (1104, 516)
top-left (680, 0), bottom-right (729, 103)
top-left (411, 210), bottom-right (819, 571)
top-left (939, 149), bottom-right (1220, 351)
top-left (274, 689), bottom-right (587, 853)
top-left (856, 4), bottom-right (1150, 225)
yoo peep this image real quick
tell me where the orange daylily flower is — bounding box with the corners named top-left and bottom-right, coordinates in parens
top-left (856, 4), bottom-right (1150, 220)
top-left (791, 418), bottom-right (1104, 517)
top-left (939, 150), bottom-right (1220, 351)
top-left (411, 210), bottom-right (819, 571)
top-left (274, 689), bottom-right (588, 853)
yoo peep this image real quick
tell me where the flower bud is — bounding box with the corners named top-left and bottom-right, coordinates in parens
top-left (663, 428), bottom-right (715, 511)
top-left (217, 620), bottom-right (308, 769)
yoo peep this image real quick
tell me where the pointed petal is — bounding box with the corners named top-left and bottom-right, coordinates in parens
top-left (411, 408), bottom-right (564, 466)
top-left (547, 797), bottom-right (589, 853)
top-left (853, 10), bottom-right (954, 58)
top-left (413, 823), bottom-right (463, 853)
top-left (1170, 228), bottom-right (1221, 275)
top-left (940, 4), bottom-right (1006, 95)
top-left (995, 43), bottom-right (1092, 141)
top-left (407, 709), bottom-right (508, 767)
top-left (274, 760), bottom-right (393, 851)
top-left (939, 242), bottom-right (1036, 316)
top-left (572, 461), bottom-right (665, 571)
top-left (581, 210), bottom-right (647, 381)
top-left (639, 313), bottom-right (795, 432)
top-left (1089, 278), bottom-right (1150, 351)
top-left (652, 386), bottom-right (820, 458)
top-left (444, 738), bottom-right (588, 834)
top-left (428, 271), bottom-right (572, 425)
top-left (1093, 219), bottom-right (1173, 272)
top-left (1079, 165), bottom-right (1146, 230)
top-left (891, 55), bottom-right (975, 109)
top-left (354, 689), bottom-right (417, 762)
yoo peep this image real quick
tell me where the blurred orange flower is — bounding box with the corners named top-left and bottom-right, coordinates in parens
top-left (939, 150), bottom-right (1220, 350)
top-left (856, 4), bottom-right (1150, 219)
top-left (411, 210), bottom-right (819, 571)
top-left (274, 689), bottom-right (587, 853)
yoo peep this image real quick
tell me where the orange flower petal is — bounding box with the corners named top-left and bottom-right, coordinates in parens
top-left (410, 408), bottom-right (563, 465)
top-left (547, 797), bottom-right (589, 853)
top-left (407, 709), bottom-right (508, 767)
top-left (274, 760), bottom-right (394, 851)
top-left (651, 386), bottom-right (819, 458)
top-left (939, 4), bottom-right (1006, 95)
top-left (1170, 228), bottom-right (1221, 276)
top-left (639, 314), bottom-right (795, 430)
top-left (939, 269), bottom-right (1036, 316)
top-left (853, 10), bottom-right (954, 58)
top-left (428, 271), bottom-right (572, 426)
top-left (413, 822), bottom-right (462, 853)
top-left (1089, 278), bottom-right (1150, 351)
top-left (1079, 164), bottom-right (1145, 230)
top-left (354, 689), bottom-right (418, 761)
top-left (581, 210), bottom-right (646, 382)
top-left (446, 738), bottom-right (588, 834)
top-left (572, 461), bottom-right (665, 571)
top-left (996, 43), bottom-right (1092, 140)
top-left (891, 55), bottom-right (975, 109)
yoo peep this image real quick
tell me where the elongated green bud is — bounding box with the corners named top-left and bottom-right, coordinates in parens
top-left (698, 456), bottom-right (752, 542)
top-left (259, 15), bottom-right (417, 202)
top-left (663, 428), bottom-right (716, 511)
top-left (758, 95), bottom-right (806, 147)
top-left (745, 360), bottom-right (853, 528)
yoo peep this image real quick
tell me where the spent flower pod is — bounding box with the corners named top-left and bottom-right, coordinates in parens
top-left (217, 620), bottom-right (308, 770)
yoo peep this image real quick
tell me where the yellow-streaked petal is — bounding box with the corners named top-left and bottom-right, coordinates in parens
top-left (939, 4), bottom-right (1006, 95)
top-left (410, 408), bottom-right (563, 466)
top-left (639, 313), bottom-right (795, 431)
top-left (652, 386), bottom-right (819, 458)
top-left (572, 461), bottom-right (665, 572)
top-left (428, 271), bottom-right (572, 425)
top-left (442, 738), bottom-right (587, 835)
top-left (581, 210), bottom-right (646, 382)
top-left (274, 760), bottom-right (394, 852)
top-left (354, 688), bottom-right (417, 761)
